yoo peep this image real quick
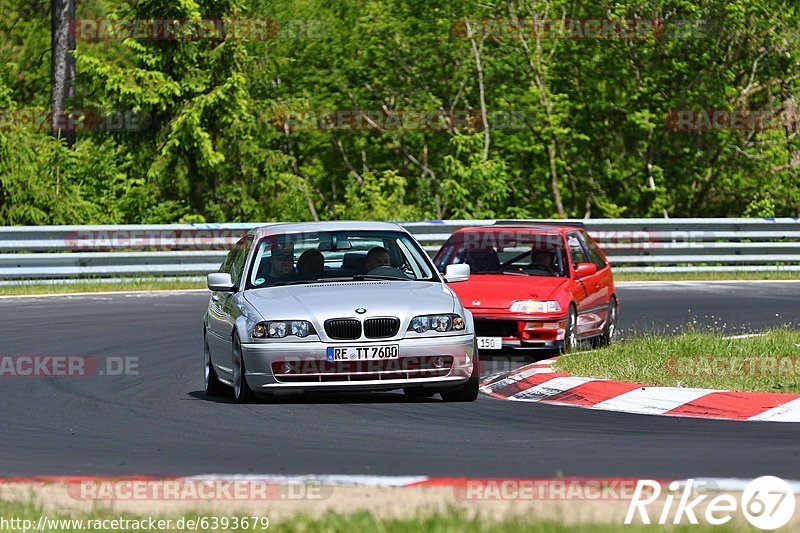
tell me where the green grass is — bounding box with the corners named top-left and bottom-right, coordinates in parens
top-left (268, 512), bottom-right (748, 532)
top-left (0, 280), bottom-right (205, 296)
top-left (614, 271), bottom-right (800, 282)
top-left (555, 329), bottom-right (800, 393)
top-left (0, 500), bottom-right (755, 532)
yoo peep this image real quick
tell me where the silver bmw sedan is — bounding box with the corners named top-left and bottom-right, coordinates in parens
top-left (203, 221), bottom-right (479, 403)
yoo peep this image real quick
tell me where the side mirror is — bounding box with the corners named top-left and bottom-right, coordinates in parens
top-left (574, 263), bottom-right (598, 278)
top-left (444, 263), bottom-right (471, 283)
top-left (207, 272), bottom-right (234, 292)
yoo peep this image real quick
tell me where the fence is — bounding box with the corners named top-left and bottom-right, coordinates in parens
top-left (0, 218), bottom-right (798, 281)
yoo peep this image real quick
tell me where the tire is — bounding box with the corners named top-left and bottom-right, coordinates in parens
top-left (204, 333), bottom-right (225, 396)
top-left (594, 297), bottom-right (618, 347)
top-left (441, 342), bottom-right (480, 403)
top-left (232, 333), bottom-right (256, 403)
top-left (560, 305), bottom-right (578, 354)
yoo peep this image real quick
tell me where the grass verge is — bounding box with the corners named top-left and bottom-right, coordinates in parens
top-left (0, 280), bottom-right (205, 296)
top-left (0, 500), bottom-right (750, 532)
top-left (554, 329), bottom-right (800, 393)
top-left (614, 271), bottom-right (800, 282)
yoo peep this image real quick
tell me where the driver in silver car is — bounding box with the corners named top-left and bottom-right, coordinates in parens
top-left (266, 242), bottom-right (295, 283)
top-left (363, 246), bottom-right (390, 273)
top-left (295, 249), bottom-right (325, 280)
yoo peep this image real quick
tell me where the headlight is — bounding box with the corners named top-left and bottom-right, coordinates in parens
top-left (509, 300), bottom-right (562, 313)
top-left (290, 321), bottom-right (311, 337)
top-left (408, 314), bottom-right (465, 333)
top-left (253, 321), bottom-right (315, 339)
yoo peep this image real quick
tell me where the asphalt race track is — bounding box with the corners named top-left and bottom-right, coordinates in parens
top-left (1, 282), bottom-right (799, 479)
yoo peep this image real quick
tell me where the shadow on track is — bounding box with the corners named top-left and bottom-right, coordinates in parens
top-left (187, 390), bottom-right (445, 404)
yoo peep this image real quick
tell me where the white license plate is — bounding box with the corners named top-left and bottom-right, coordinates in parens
top-left (477, 337), bottom-right (503, 350)
top-left (326, 345), bottom-right (399, 361)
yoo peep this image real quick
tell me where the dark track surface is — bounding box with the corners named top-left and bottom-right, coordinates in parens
top-left (1, 282), bottom-right (799, 478)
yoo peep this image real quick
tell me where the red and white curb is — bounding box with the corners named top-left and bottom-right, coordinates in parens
top-left (480, 358), bottom-right (800, 422)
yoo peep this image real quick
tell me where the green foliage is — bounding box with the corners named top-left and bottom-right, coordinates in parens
top-left (744, 193), bottom-right (776, 218)
top-left (441, 134), bottom-right (510, 219)
top-left (338, 170), bottom-right (424, 221)
top-left (0, 0), bottom-right (798, 224)
top-left (0, 133), bottom-right (107, 224)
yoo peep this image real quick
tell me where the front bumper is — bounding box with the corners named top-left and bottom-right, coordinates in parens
top-left (240, 334), bottom-right (475, 392)
top-left (472, 313), bottom-right (568, 351)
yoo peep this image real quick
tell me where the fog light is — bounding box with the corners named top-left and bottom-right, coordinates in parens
top-left (432, 356), bottom-right (445, 368)
top-left (281, 362), bottom-right (292, 374)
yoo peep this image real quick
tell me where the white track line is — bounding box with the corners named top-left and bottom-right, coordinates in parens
top-left (679, 478), bottom-right (800, 492)
top-left (617, 280), bottom-right (800, 286)
top-left (171, 474), bottom-right (800, 492)
top-left (0, 289), bottom-right (207, 299)
top-left (182, 474), bottom-right (430, 487)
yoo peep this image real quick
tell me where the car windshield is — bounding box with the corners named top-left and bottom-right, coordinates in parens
top-left (246, 230), bottom-right (438, 288)
top-left (434, 231), bottom-right (569, 277)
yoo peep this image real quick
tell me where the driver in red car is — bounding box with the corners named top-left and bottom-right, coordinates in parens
top-left (529, 249), bottom-right (556, 275)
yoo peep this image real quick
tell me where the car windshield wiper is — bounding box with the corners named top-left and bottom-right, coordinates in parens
top-left (499, 270), bottom-right (530, 276)
top-left (351, 274), bottom-right (409, 281)
top-left (271, 275), bottom-right (413, 286)
top-left (270, 278), bottom-right (331, 286)
top-left (275, 276), bottom-right (404, 283)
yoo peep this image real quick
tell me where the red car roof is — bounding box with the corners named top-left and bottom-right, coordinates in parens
top-left (451, 224), bottom-right (573, 235)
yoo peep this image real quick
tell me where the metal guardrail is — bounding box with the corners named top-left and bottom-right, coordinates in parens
top-left (0, 218), bottom-right (798, 280)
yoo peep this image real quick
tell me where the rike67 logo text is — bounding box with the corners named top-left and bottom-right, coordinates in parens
top-left (625, 477), bottom-right (795, 530)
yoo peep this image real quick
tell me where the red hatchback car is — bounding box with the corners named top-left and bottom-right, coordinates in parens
top-left (433, 223), bottom-right (618, 352)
